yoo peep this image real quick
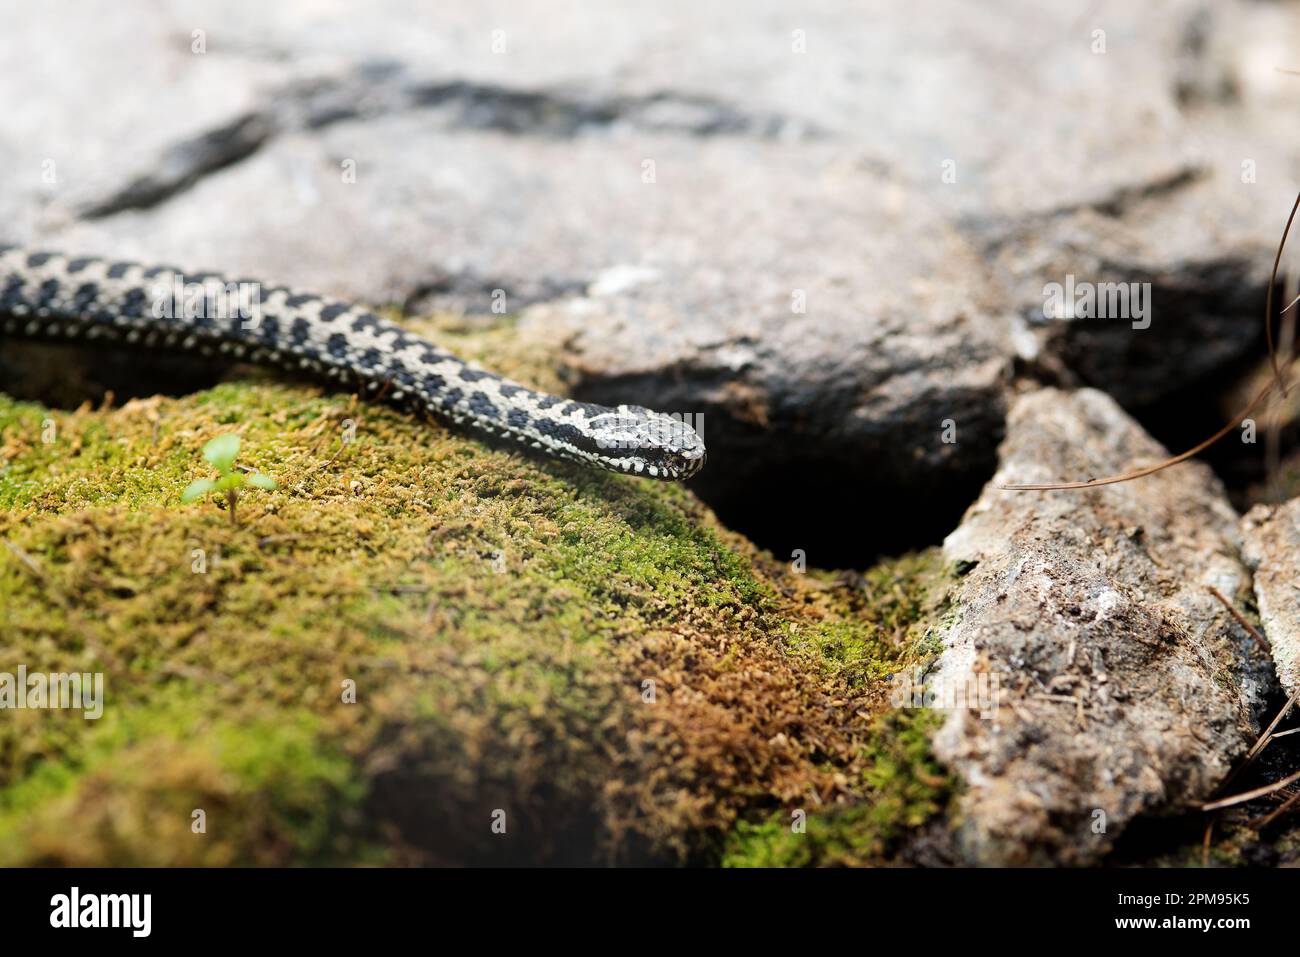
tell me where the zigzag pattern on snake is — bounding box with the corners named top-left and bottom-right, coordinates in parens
top-left (0, 246), bottom-right (706, 480)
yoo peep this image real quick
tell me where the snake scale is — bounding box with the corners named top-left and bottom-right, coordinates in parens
top-left (0, 246), bottom-right (706, 480)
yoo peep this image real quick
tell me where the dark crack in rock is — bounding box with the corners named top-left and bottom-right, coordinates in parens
top-left (77, 111), bottom-right (275, 219)
top-left (64, 62), bottom-right (819, 221)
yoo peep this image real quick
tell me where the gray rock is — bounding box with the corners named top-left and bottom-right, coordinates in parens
top-left (0, 0), bottom-right (1296, 555)
top-left (929, 388), bottom-right (1272, 865)
top-left (513, 147), bottom-right (1013, 551)
top-left (1242, 501), bottom-right (1300, 696)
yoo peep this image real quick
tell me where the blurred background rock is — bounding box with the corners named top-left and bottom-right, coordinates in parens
top-left (3, 0), bottom-right (1299, 559)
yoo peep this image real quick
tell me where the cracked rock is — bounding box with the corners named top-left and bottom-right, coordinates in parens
top-left (516, 150), bottom-right (1013, 557)
top-left (1, 1), bottom-right (1297, 558)
top-left (1242, 501), bottom-right (1300, 696)
top-left (928, 388), bottom-right (1272, 865)
top-left (972, 0), bottom-right (1300, 413)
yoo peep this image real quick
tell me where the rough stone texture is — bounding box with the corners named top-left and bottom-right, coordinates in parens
top-left (959, 2), bottom-right (1300, 412)
top-left (1242, 501), bottom-right (1300, 696)
top-left (929, 388), bottom-right (1273, 865)
top-left (3, 2), bottom-right (1298, 555)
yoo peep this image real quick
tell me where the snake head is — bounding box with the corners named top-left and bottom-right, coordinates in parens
top-left (585, 405), bottom-right (706, 480)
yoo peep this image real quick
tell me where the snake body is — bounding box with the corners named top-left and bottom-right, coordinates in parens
top-left (0, 247), bottom-right (706, 480)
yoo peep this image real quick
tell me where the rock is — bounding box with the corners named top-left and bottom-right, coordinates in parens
top-left (514, 146), bottom-right (1013, 560)
top-left (928, 388), bottom-right (1272, 865)
top-left (1242, 501), bottom-right (1300, 696)
top-left (5, 1), bottom-right (1296, 559)
top-left (954, 2), bottom-right (1300, 414)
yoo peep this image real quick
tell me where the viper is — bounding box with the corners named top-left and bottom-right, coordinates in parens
top-left (0, 247), bottom-right (706, 480)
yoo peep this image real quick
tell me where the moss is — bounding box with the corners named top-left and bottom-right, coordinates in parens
top-left (0, 321), bottom-right (956, 865)
top-left (721, 710), bottom-right (952, 867)
top-left (715, 552), bottom-right (961, 866)
top-left (0, 689), bottom-right (369, 865)
top-left (781, 550), bottom-right (952, 689)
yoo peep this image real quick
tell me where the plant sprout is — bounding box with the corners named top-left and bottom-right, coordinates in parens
top-left (182, 433), bottom-right (276, 526)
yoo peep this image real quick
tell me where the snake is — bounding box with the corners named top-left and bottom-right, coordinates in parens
top-left (0, 246), bottom-right (706, 480)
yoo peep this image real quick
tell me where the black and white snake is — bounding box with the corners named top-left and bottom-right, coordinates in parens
top-left (0, 247), bottom-right (706, 480)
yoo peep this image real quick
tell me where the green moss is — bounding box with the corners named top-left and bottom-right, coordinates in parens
top-left (0, 322), bottom-right (958, 865)
top-left (716, 552), bottom-right (960, 866)
top-left (782, 549), bottom-right (952, 688)
top-left (0, 325), bottom-right (961, 863)
top-left (0, 679), bottom-right (370, 865)
top-left (721, 710), bottom-right (952, 867)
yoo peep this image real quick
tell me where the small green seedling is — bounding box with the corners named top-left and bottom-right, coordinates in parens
top-left (182, 433), bottom-right (276, 526)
